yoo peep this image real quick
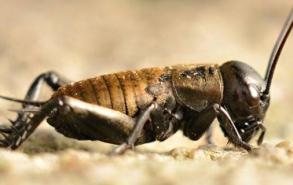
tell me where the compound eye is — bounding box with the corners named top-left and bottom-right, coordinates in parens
top-left (246, 85), bottom-right (260, 107)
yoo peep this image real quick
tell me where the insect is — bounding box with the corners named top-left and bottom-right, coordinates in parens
top-left (0, 8), bottom-right (292, 154)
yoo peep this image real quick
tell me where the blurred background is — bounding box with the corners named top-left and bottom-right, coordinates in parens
top-left (0, 0), bottom-right (292, 150)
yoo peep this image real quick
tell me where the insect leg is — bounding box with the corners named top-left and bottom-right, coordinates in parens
top-left (111, 103), bottom-right (158, 155)
top-left (47, 96), bottom-right (138, 143)
top-left (18, 71), bottom-right (69, 118)
top-left (158, 110), bottom-right (183, 140)
top-left (22, 71), bottom-right (70, 101)
top-left (150, 105), bottom-right (183, 141)
top-left (0, 96), bottom-right (137, 149)
top-left (213, 104), bottom-right (252, 151)
top-left (1, 72), bottom-right (70, 130)
top-left (257, 124), bottom-right (266, 145)
top-left (0, 98), bottom-right (60, 149)
top-left (205, 127), bottom-right (213, 144)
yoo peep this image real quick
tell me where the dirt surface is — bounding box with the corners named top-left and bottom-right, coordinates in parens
top-left (0, 0), bottom-right (293, 185)
top-left (2, 137), bottom-right (293, 185)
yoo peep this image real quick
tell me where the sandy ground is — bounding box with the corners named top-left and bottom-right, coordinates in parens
top-left (2, 137), bottom-right (293, 185)
top-left (0, 0), bottom-right (293, 184)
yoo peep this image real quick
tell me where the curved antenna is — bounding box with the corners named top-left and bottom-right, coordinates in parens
top-left (263, 7), bottom-right (293, 95)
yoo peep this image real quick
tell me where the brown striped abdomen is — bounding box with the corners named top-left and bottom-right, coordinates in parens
top-left (52, 67), bottom-right (170, 117)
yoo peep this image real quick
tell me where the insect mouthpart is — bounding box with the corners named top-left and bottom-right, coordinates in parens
top-left (235, 118), bottom-right (265, 143)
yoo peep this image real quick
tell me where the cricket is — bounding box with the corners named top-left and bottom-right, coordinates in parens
top-left (0, 7), bottom-right (292, 155)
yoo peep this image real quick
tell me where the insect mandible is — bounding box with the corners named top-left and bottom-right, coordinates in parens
top-left (0, 8), bottom-right (292, 154)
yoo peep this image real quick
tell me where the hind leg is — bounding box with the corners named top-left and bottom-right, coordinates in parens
top-left (0, 96), bottom-right (158, 152)
top-left (12, 71), bottom-right (70, 104)
top-left (51, 97), bottom-right (159, 155)
top-left (25, 71), bottom-right (70, 99)
top-left (47, 97), bottom-right (139, 143)
top-left (47, 97), bottom-right (161, 155)
top-left (0, 72), bottom-right (70, 146)
top-left (16, 71), bottom-right (70, 122)
top-left (1, 71), bottom-right (70, 129)
top-left (0, 97), bottom-right (59, 148)
top-left (0, 96), bottom-right (139, 149)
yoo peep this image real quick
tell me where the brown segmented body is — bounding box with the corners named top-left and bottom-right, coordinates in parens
top-left (52, 64), bottom-right (223, 118)
top-left (52, 67), bottom-right (171, 117)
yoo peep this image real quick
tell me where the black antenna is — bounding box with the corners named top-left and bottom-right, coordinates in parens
top-left (263, 7), bottom-right (293, 95)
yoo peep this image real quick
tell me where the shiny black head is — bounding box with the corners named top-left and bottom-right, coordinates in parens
top-left (219, 8), bottom-right (293, 144)
top-left (220, 61), bottom-right (270, 142)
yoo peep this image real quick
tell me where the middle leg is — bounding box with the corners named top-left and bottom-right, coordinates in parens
top-left (112, 102), bottom-right (184, 155)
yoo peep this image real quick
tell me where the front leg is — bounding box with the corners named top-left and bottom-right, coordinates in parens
top-left (213, 104), bottom-right (252, 151)
top-left (257, 124), bottom-right (266, 146)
